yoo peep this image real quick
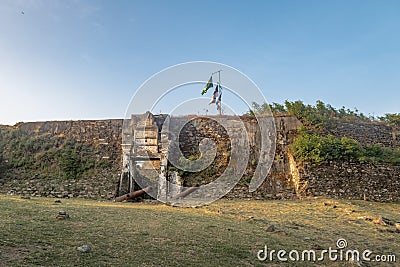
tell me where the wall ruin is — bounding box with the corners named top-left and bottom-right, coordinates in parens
top-left (0, 114), bottom-right (399, 202)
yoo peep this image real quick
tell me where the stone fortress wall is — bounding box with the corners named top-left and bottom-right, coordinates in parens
top-left (2, 120), bottom-right (123, 199)
top-left (1, 114), bottom-right (399, 202)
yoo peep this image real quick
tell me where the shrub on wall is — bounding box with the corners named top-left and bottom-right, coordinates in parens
top-left (291, 128), bottom-right (400, 164)
top-left (249, 100), bottom-right (371, 128)
top-left (0, 126), bottom-right (107, 180)
top-left (290, 128), bottom-right (362, 163)
top-left (57, 140), bottom-right (98, 179)
top-left (379, 113), bottom-right (400, 127)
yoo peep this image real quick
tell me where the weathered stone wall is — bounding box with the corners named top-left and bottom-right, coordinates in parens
top-left (329, 121), bottom-right (399, 149)
top-left (1, 120), bottom-right (123, 199)
top-left (303, 161), bottom-right (400, 202)
top-left (18, 119), bottom-right (123, 166)
top-left (1, 115), bottom-right (399, 202)
top-left (17, 119), bottom-right (122, 146)
top-left (165, 115), bottom-right (305, 200)
top-left (128, 114), bottom-right (400, 202)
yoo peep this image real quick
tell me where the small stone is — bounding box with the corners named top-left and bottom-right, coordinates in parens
top-left (266, 225), bottom-right (275, 232)
top-left (373, 217), bottom-right (387, 226)
top-left (395, 223), bottom-right (400, 230)
top-left (77, 245), bottom-right (91, 253)
top-left (56, 211), bottom-right (69, 220)
top-left (381, 217), bottom-right (395, 226)
top-left (20, 196), bottom-right (31, 200)
top-left (345, 208), bottom-right (356, 214)
top-left (55, 200), bottom-right (62, 204)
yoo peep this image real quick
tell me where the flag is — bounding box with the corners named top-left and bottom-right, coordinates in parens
top-left (216, 92), bottom-right (222, 111)
top-left (209, 85), bottom-right (219, 104)
top-left (201, 76), bottom-right (213, 95)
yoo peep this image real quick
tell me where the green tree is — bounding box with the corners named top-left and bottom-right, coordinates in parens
top-left (269, 102), bottom-right (286, 114)
top-left (248, 102), bottom-right (272, 115)
top-left (379, 113), bottom-right (400, 127)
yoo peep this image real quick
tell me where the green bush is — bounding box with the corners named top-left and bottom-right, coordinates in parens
top-left (291, 128), bottom-right (400, 164)
top-left (361, 144), bottom-right (400, 164)
top-left (379, 113), bottom-right (400, 127)
top-left (249, 100), bottom-right (371, 129)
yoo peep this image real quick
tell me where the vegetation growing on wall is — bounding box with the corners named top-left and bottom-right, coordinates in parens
top-left (175, 141), bottom-right (231, 187)
top-left (290, 127), bottom-right (400, 164)
top-left (249, 100), bottom-right (400, 165)
top-left (0, 154), bottom-right (6, 179)
top-left (249, 100), bottom-right (373, 128)
top-left (379, 113), bottom-right (400, 127)
top-left (0, 126), bottom-right (112, 182)
top-left (58, 140), bottom-right (98, 179)
top-left (0, 127), bottom-right (8, 178)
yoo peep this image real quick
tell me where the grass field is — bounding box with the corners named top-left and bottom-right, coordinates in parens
top-left (0, 195), bottom-right (398, 266)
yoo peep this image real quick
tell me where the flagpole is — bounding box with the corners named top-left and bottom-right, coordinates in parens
top-left (219, 71), bottom-right (222, 115)
top-left (211, 70), bottom-right (222, 76)
top-left (211, 70), bottom-right (223, 115)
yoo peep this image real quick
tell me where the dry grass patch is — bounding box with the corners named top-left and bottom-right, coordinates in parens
top-left (0, 195), bottom-right (398, 266)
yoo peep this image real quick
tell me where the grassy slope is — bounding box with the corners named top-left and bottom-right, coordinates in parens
top-left (0, 196), bottom-right (399, 267)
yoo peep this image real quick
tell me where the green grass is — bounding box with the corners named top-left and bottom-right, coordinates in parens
top-left (0, 195), bottom-right (399, 266)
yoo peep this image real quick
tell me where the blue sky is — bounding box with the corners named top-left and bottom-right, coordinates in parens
top-left (0, 0), bottom-right (399, 125)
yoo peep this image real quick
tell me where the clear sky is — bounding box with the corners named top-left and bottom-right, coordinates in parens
top-left (0, 0), bottom-right (399, 125)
